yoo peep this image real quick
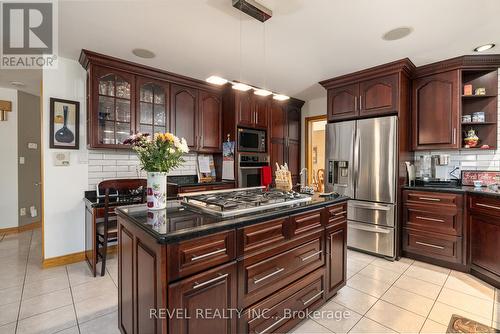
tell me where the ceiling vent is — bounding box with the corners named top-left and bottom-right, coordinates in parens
top-left (232, 0), bottom-right (272, 22)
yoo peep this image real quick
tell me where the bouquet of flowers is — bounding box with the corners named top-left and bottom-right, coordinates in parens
top-left (124, 132), bottom-right (189, 210)
top-left (124, 132), bottom-right (189, 172)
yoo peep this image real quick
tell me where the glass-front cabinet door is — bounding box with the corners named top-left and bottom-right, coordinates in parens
top-left (137, 78), bottom-right (169, 136)
top-left (94, 66), bottom-right (135, 147)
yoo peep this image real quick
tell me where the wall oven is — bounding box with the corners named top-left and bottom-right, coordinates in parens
top-left (238, 127), bottom-right (266, 153)
top-left (238, 153), bottom-right (269, 188)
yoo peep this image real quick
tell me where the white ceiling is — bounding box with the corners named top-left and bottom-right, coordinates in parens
top-left (0, 70), bottom-right (42, 96)
top-left (58, 0), bottom-right (500, 101)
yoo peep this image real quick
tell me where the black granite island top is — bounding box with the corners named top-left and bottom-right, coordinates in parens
top-left (403, 185), bottom-right (500, 198)
top-left (115, 194), bottom-right (349, 244)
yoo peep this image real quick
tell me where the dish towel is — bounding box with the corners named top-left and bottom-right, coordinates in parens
top-left (261, 166), bottom-right (272, 190)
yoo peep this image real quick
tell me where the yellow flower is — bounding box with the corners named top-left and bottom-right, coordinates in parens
top-left (165, 133), bottom-right (175, 143)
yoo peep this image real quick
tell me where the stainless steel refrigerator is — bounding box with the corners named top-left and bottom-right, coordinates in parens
top-left (325, 116), bottom-right (397, 259)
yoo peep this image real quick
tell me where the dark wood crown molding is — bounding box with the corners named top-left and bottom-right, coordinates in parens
top-left (414, 54), bottom-right (500, 78)
top-left (79, 49), bottom-right (223, 93)
top-left (319, 58), bottom-right (416, 89)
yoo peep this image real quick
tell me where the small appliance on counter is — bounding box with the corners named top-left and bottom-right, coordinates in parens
top-left (413, 154), bottom-right (460, 188)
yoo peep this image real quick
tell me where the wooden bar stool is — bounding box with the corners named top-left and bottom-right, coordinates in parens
top-left (97, 179), bottom-right (147, 276)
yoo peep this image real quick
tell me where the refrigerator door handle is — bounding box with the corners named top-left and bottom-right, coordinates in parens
top-left (353, 124), bottom-right (360, 198)
top-left (349, 202), bottom-right (392, 211)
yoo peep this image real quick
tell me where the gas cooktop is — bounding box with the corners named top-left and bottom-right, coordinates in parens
top-left (180, 187), bottom-right (313, 217)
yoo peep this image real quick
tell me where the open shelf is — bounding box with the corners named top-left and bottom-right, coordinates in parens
top-left (460, 68), bottom-right (498, 149)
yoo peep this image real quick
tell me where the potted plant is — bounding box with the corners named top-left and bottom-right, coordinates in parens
top-left (124, 132), bottom-right (189, 210)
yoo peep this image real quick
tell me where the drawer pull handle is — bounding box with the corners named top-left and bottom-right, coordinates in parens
top-left (253, 267), bottom-right (284, 284)
top-left (418, 197), bottom-right (441, 202)
top-left (193, 273), bottom-right (228, 290)
top-left (415, 241), bottom-right (444, 250)
top-left (191, 248), bottom-right (226, 261)
top-left (416, 216), bottom-right (445, 223)
top-left (476, 203), bottom-right (500, 210)
top-left (255, 316), bottom-right (288, 334)
top-left (333, 211), bottom-right (347, 217)
top-left (301, 290), bottom-right (324, 306)
top-left (300, 250), bottom-right (323, 262)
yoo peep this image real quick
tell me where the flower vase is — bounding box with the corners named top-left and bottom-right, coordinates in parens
top-left (147, 172), bottom-right (167, 210)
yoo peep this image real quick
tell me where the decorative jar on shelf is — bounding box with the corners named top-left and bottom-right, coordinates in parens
top-left (464, 128), bottom-right (479, 148)
top-left (124, 132), bottom-right (189, 210)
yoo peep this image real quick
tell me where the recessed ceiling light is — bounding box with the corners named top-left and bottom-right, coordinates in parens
top-left (132, 48), bottom-right (155, 59)
top-left (273, 94), bottom-right (289, 101)
top-left (474, 43), bottom-right (495, 52)
top-left (382, 27), bottom-right (413, 41)
top-left (254, 89), bottom-right (272, 96)
top-left (232, 83), bottom-right (252, 91)
top-left (10, 81), bottom-right (25, 87)
top-left (206, 76), bottom-right (228, 85)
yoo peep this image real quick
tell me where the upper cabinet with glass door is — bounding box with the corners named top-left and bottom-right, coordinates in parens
top-left (91, 66), bottom-right (135, 148)
top-left (137, 78), bottom-right (169, 136)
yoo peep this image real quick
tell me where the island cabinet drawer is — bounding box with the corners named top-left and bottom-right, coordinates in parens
top-left (403, 190), bottom-right (463, 209)
top-left (469, 195), bottom-right (500, 218)
top-left (238, 269), bottom-right (325, 334)
top-left (403, 228), bottom-right (463, 264)
top-left (237, 218), bottom-right (288, 256)
top-left (238, 232), bottom-right (324, 309)
top-left (404, 206), bottom-right (462, 236)
top-left (168, 230), bottom-right (236, 281)
top-left (324, 203), bottom-right (348, 227)
top-left (289, 209), bottom-right (323, 238)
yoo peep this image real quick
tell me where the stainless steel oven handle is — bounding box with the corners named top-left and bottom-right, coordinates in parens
top-left (191, 248), bottom-right (226, 261)
top-left (350, 224), bottom-right (391, 234)
top-left (253, 267), bottom-right (284, 284)
top-left (415, 241), bottom-right (444, 250)
top-left (349, 202), bottom-right (391, 211)
top-left (299, 250), bottom-right (322, 262)
top-left (302, 290), bottom-right (324, 306)
top-left (193, 273), bottom-right (228, 290)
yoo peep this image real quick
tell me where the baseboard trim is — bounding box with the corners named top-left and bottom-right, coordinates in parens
top-left (42, 245), bottom-right (118, 268)
top-left (43, 251), bottom-right (86, 268)
top-left (0, 221), bottom-right (40, 235)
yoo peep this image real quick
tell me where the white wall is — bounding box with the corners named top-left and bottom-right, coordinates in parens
top-left (300, 95), bottom-right (327, 170)
top-left (42, 58), bottom-right (88, 258)
top-left (0, 87), bottom-right (18, 229)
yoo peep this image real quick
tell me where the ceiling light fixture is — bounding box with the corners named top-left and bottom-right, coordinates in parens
top-left (206, 76), bottom-right (228, 85)
top-left (232, 82), bottom-right (253, 91)
top-left (273, 94), bottom-right (290, 101)
top-left (382, 27), bottom-right (413, 41)
top-left (132, 48), bottom-right (156, 59)
top-left (474, 43), bottom-right (495, 52)
top-left (254, 89), bottom-right (272, 96)
top-left (10, 81), bottom-right (25, 87)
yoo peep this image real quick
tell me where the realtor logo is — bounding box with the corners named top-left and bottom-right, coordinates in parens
top-left (1, 1), bottom-right (58, 69)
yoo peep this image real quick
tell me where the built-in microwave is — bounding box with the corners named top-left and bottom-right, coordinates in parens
top-left (237, 127), bottom-right (266, 152)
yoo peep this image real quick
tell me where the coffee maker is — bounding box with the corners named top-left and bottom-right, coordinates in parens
top-left (415, 154), bottom-right (459, 188)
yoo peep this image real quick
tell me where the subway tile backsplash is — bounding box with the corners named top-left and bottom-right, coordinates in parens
top-left (87, 150), bottom-right (198, 190)
top-left (413, 69), bottom-right (500, 176)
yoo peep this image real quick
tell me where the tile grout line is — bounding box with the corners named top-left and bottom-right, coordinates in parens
top-left (418, 269), bottom-right (451, 332)
top-left (67, 266), bottom-right (82, 334)
top-left (14, 230), bottom-right (34, 334)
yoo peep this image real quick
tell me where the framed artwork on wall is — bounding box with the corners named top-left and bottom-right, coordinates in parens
top-left (49, 98), bottom-right (80, 149)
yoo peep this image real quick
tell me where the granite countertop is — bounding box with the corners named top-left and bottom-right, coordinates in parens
top-left (403, 185), bottom-right (500, 198)
top-left (115, 194), bottom-right (349, 244)
top-left (166, 175), bottom-right (234, 187)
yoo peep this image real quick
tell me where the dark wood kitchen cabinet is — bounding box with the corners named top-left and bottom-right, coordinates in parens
top-left (80, 49), bottom-right (223, 151)
top-left (269, 99), bottom-right (304, 185)
top-left (327, 84), bottom-right (359, 121)
top-left (412, 70), bottom-right (460, 150)
top-left (168, 262), bottom-right (238, 334)
top-left (325, 203), bottom-right (347, 299)
top-left (235, 91), bottom-right (270, 129)
top-left (468, 194), bottom-right (500, 288)
top-left (359, 73), bottom-right (398, 117)
top-left (170, 84), bottom-right (198, 150)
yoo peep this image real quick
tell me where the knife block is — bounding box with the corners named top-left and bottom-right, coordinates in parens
top-left (275, 170), bottom-right (293, 192)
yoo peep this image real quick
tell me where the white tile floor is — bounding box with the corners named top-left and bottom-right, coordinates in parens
top-left (0, 229), bottom-right (499, 334)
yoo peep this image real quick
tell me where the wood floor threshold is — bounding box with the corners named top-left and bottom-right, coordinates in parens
top-left (0, 221), bottom-right (40, 235)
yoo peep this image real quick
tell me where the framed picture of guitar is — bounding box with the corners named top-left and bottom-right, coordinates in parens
top-left (49, 98), bottom-right (80, 149)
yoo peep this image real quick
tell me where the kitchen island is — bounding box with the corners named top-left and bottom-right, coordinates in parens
top-left (115, 192), bottom-right (348, 334)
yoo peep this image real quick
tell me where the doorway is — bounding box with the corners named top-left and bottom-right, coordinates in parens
top-left (305, 115), bottom-right (327, 192)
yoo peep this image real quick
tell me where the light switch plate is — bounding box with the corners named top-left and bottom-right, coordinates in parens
top-left (28, 142), bottom-right (38, 149)
top-left (19, 157), bottom-right (25, 164)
